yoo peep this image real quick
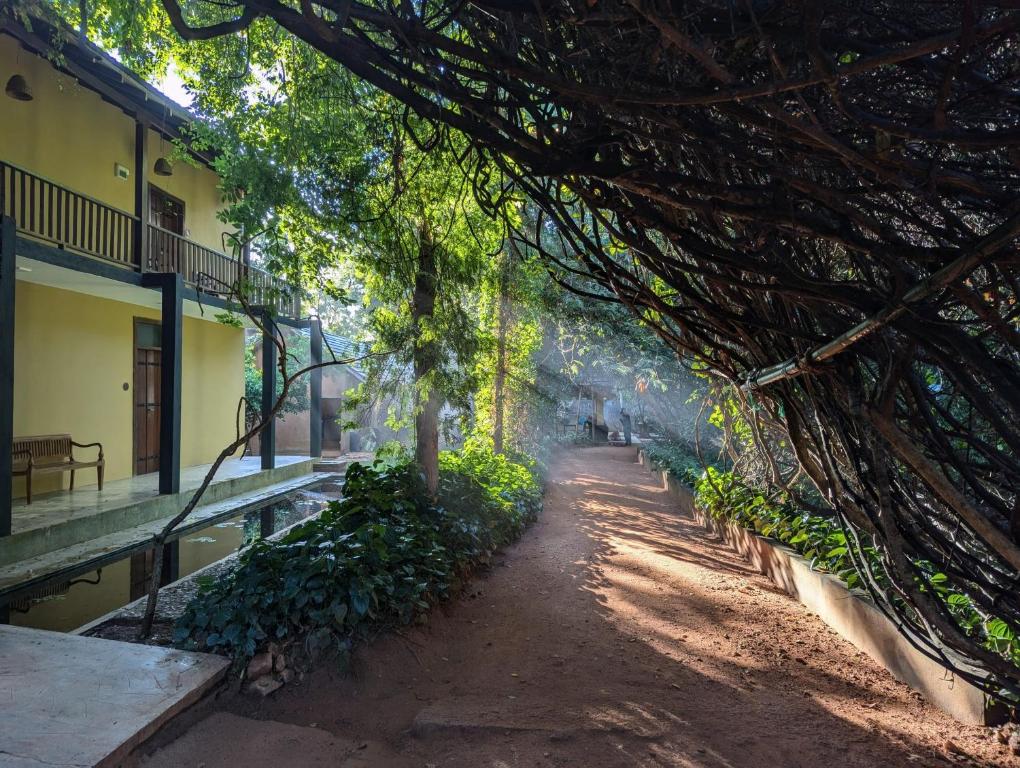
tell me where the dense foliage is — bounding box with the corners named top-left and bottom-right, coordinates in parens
top-left (243, 334), bottom-right (310, 419)
top-left (174, 448), bottom-right (541, 662)
top-left (642, 441), bottom-right (707, 489)
top-left (17, 0), bottom-right (1020, 698)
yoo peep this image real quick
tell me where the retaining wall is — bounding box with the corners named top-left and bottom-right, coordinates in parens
top-left (636, 447), bottom-right (1003, 726)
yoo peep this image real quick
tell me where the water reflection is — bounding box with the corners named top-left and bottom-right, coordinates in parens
top-left (10, 480), bottom-right (343, 633)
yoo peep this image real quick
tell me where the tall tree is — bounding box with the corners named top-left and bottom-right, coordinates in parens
top-left (490, 247), bottom-right (512, 455)
top-left (99, 10), bottom-right (510, 489)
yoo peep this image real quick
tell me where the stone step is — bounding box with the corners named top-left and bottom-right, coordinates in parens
top-left (138, 712), bottom-right (415, 767)
top-left (0, 625), bottom-right (229, 768)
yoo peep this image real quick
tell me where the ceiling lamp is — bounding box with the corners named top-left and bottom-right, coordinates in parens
top-left (153, 157), bottom-right (174, 176)
top-left (5, 74), bottom-right (33, 101)
top-left (154, 112), bottom-right (174, 176)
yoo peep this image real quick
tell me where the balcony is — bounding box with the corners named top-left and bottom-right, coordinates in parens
top-left (0, 160), bottom-right (300, 318)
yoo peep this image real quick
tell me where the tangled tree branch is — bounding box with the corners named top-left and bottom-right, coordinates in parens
top-left (159, 0), bottom-right (1020, 698)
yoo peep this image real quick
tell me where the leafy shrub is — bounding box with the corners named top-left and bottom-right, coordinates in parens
top-left (643, 440), bottom-right (707, 487)
top-left (692, 465), bottom-right (1020, 676)
top-left (693, 466), bottom-right (873, 586)
top-left (440, 438), bottom-right (543, 542)
top-left (174, 446), bottom-right (541, 662)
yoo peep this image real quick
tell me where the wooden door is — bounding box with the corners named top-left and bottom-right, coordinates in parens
top-left (148, 187), bottom-right (185, 272)
top-left (149, 187), bottom-right (185, 234)
top-left (134, 322), bottom-right (162, 475)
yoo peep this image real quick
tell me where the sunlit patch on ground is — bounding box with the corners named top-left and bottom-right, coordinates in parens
top-left (138, 447), bottom-right (1011, 768)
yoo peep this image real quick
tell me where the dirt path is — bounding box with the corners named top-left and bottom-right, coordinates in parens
top-left (137, 447), bottom-right (1016, 767)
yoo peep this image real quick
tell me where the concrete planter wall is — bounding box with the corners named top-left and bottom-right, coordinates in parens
top-left (636, 447), bottom-right (1002, 726)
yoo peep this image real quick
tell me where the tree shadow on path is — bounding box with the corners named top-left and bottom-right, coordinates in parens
top-left (141, 447), bottom-right (1010, 768)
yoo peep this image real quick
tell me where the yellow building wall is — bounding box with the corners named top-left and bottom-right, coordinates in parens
top-left (0, 34), bottom-right (135, 214)
top-left (180, 313), bottom-right (245, 468)
top-left (0, 33), bottom-right (230, 254)
top-left (12, 281), bottom-right (243, 498)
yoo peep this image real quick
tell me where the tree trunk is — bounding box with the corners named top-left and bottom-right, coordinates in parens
top-left (416, 389), bottom-right (442, 496)
top-left (412, 230), bottom-right (441, 496)
top-left (492, 250), bottom-right (512, 454)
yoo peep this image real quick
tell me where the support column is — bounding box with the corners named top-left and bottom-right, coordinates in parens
top-left (134, 120), bottom-right (150, 271)
top-left (162, 539), bottom-right (180, 584)
top-left (260, 506), bottom-right (275, 539)
top-left (143, 272), bottom-right (182, 493)
top-left (159, 274), bottom-right (183, 493)
top-left (261, 310), bottom-right (277, 470)
top-left (0, 216), bottom-right (15, 540)
top-left (309, 317), bottom-right (322, 459)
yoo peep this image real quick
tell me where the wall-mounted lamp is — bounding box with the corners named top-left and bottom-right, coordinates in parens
top-left (153, 157), bottom-right (174, 176)
top-left (5, 74), bottom-right (33, 101)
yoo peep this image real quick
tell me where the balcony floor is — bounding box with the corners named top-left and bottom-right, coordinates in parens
top-left (10, 455), bottom-right (312, 536)
top-left (3, 456), bottom-right (316, 571)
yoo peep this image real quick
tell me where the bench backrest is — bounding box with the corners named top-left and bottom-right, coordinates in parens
top-left (13, 434), bottom-right (73, 461)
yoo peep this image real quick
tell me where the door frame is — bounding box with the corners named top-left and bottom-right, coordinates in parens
top-left (149, 185), bottom-right (186, 235)
top-left (132, 317), bottom-right (162, 476)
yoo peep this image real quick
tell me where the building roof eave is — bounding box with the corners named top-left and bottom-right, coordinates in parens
top-left (0, 14), bottom-right (217, 168)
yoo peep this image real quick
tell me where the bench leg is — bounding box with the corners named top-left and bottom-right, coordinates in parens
top-left (26, 473), bottom-right (31, 505)
top-left (70, 470), bottom-right (75, 492)
top-left (97, 465), bottom-right (104, 492)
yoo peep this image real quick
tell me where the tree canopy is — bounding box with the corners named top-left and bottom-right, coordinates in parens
top-left (20, 0), bottom-right (1020, 699)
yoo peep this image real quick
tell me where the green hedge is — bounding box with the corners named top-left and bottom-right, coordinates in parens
top-left (644, 440), bottom-right (1020, 680)
top-left (173, 445), bottom-right (542, 662)
top-left (642, 440), bottom-right (705, 487)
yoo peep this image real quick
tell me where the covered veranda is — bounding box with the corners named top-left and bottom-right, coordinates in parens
top-left (3, 455), bottom-right (313, 559)
top-left (0, 247), bottom-right (318, 525)
top-left (0, 215), bottom-right (331, 614)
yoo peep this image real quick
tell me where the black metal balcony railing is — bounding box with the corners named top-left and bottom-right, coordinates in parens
top-left (1, 160), bottom-right (299, 318)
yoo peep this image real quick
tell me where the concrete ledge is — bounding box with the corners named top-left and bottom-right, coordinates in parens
top-left (0, 624), bottom-right (229, 767)
top-left (636, 447), bottom-right (999, 726)
top-left (2, 458), bottom-right (315, 566)
top-left (0, 472), bottom-right (332, 600)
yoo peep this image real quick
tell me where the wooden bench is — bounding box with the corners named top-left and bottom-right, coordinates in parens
top-left (12, 434), bottom-right (104, 504)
